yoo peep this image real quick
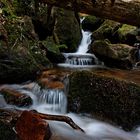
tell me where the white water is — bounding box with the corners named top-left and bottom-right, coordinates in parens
top-left (76, 30), bottom-right (92, 54)
top-left (57, 18), bottom-right (102, 68)
top-left (58, 28), bottom-right (100, 67)
top-left (1, 83), bottom-right (140, 140)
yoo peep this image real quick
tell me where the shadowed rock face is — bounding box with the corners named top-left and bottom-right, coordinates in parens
top-left (68, 71), bottom-right (140, 131)
top-left (0, 109), bottom-right (21, 140)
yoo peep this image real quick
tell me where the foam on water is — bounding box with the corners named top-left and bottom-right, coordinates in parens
top-left (1, 83), bottom-right (140, 140)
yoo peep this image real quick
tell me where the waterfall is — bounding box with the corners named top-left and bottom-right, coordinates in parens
top-left (58, 18), bottom-right (102, 68)
top-left (24, 83), bottom-right (68, 114)
top-left (76, 30), bottom-right (92, 54)
top-left (1, 83), bottom-right (140, 140)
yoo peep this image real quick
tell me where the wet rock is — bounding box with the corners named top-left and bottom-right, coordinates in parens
top-left (53, 8), bottom-right (82, 52)
top-left (115, 24), bottom-right (137, 45)
top-left (92, 20), bottom-right (121, 43)
top-left (90, 40), bottom-right (137, 69)
top-left (39, 79), bottom-right (64, 90)
top-left (38, 69), bottom-right (69, 90)
top-left (40, 36), bottom-right (66, 63)
top-left (0, 88), bottom-right (32, 107)
top-left (15, 111), bottom-right (51, 140)
top-left (82, 15), bottom-right (104, 31)
top-left (68, 71), bottom-right (140, 131)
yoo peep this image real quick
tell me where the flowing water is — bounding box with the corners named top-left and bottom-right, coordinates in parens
top-left (0, 82), bottom-right (140, 140)
top-left (1, 17), bottom-right (140, 140)
top-left (58, 19), bottom-right (102, 68)
top-left (76, 30), bottom-right (92, 54)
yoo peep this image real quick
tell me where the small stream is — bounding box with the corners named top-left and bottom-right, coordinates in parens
top-left (0, 82), bottom-right (140, 140)
top-left (58, 19), bottom-right (101, 68)
top-left (1, 17), bottom-right (140, 140)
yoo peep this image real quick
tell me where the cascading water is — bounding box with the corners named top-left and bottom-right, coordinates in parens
top-left (1, 83), bottom-right (140, 140)
top-left (58, 18), bottom-right (101, 68)
top-left (17, 83), bottom-right (67, 114)
top-left (76, 29), bottom-right (92, 54)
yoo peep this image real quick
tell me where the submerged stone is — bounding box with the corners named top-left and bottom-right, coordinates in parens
top-left (0, 88), bottom-right (32, 107)
top-left (68, 71), bottom-right (140, 131)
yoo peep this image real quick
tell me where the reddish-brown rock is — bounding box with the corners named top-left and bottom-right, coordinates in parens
top-left (40, 78), bottom-right (64, 90)
top-left (0, 88), bottom-right (32, 107)
top-left (15, 111), bottom-right (51, 140)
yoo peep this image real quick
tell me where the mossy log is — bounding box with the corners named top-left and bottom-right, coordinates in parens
top-left (40, 0), bottom-right (140, 26)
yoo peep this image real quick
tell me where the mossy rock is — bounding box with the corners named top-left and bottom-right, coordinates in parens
top-left (90, 40), bottom-right (136, 69)
top-left (41, 36), bottom-right (66, 63)
top-left (53, 8), bottom-right (82, 52)
top-left (115, 24), bottom-right (137, 45)
top-left (82, 15), bottom-right (104, 31)
top-left (92, 20), bottom-right (121, 43)
top-left (68, 71), bottom-right (140, 130)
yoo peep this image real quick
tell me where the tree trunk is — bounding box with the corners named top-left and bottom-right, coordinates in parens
top-left (40, 0), bottom-right (140, 26)
top-left (31, 110), bottom-right (85, 132)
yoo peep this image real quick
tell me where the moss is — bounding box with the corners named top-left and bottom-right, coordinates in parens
top-left (0, 14), bottom-right (52, 83)
top-left (53, 8), bottom-right (82, 52)
top-left (116, 24), bottom-right (137, 45)
top-left (92, 20), bottom-right (121, 42)
top-left (42, 37), bottom-right (61, 54)
top-left (68, 71), bottom-right (140, 130)
top-left (118, 24), bottom-right (136, 34)
top-left (92, 40), bottom-right (117, 59)
top-left (41, 37), bottom-right (65, 63)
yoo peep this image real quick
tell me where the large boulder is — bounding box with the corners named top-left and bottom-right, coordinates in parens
top-left (92, 20), bottom-right (121, 43)
top-left (82, 15), bottom-right (104, 31)
top-left (90, 40), bottom-right (137, 69)
top-left (115, 24), bottom-right (138, 45)
top-left (40, 36), bottom-right (66, 63)
top-left (53, 8), bottom-right (82, 52)
top-left (68, 71), bottom-right (140, 131)
top-left (15, 111), bottom-right (51, 140)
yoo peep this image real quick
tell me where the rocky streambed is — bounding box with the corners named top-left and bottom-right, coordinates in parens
top-left (0, 68), bottom-right (140, 140)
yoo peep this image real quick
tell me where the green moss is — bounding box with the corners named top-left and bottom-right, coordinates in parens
top-left (116, 24), bottom-right (137, 45)
top-left (68, 71), bottom-right (140, 130)
top-left (92, 20), bottom-right (121, 42)
top-left (42, 37), bottom-right (61, 54)
top-left (92, 40), bottom-right (117, 59)
top-left (118, 24), bottom-right (136, 37)
top-left (53, 8), bottom-right (81, 52)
